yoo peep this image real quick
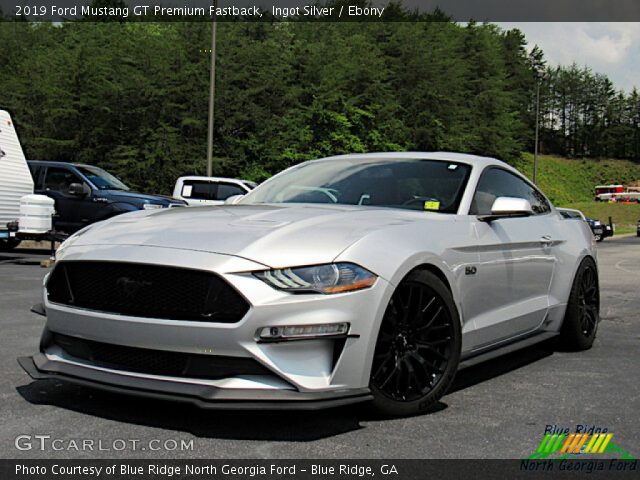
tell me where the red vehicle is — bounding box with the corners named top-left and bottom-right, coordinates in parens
top-left (594, 184), bottom-right (624, 201)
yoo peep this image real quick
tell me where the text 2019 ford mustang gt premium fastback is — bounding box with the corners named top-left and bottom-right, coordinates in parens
top-left (20, 152), bottom-right (600, 415)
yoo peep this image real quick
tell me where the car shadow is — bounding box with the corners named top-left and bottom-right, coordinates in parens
top-left (16, 380), bottom-right (364, 441)
top-left (16, 340), bottom-right (555, 440)
top-left (0, 248), bottom-right (50, 265)
top-left (449, 339), bottom-right (555, 393)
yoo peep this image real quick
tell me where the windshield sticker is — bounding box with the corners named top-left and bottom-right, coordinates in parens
top-left (424, 200), bottom-right (440, 211)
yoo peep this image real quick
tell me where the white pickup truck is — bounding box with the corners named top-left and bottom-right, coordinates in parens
top-left (173, 176), bottom-right (256, 206)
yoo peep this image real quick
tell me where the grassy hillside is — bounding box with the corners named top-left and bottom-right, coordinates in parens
top-left (512, 154), bottom-right (640, 231)
top-left (513, 153), bottom-right (640, 205)
top-left (564, 202), bottom-right (639, 233)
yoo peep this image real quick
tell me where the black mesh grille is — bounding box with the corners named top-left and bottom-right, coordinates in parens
top-left (47, 261), bottom-right (249, 322)
top-left (51, 333), bottom-right (272, 379)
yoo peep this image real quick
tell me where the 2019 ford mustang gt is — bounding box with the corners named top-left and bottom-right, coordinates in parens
top-left (19, 152), bottom-right (600, 416)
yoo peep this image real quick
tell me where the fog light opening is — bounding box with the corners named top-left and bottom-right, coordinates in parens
top-left (258, 322), bottom-right (350, 341)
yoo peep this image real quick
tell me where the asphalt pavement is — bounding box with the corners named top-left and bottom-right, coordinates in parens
top-left (1, 238), bottom-right (638, 459)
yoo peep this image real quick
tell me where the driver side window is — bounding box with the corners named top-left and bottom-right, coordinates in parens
top-left (44, 168), bottom-right (81, 193)
top-left (470, 168), bottom-right (550, 216)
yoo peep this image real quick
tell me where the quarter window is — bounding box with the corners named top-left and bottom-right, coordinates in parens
top-left (470, 168), bottom-right (551, 215)
top-left (216, 183), bottom-right (246, 200)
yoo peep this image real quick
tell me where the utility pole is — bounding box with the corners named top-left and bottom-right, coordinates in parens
top-left (533, 78), bottom-right (540, 185)
top-left (206, 13), bottom-right (217, 177)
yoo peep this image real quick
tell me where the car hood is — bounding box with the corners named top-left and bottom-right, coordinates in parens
top-left (68, 204), bottom-right (421, 267)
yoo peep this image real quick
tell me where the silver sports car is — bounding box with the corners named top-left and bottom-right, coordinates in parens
top-left (20, 152), bottom-right (599, 415)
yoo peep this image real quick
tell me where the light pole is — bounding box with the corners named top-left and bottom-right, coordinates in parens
top-left (533, 71), bottom-right (544, 185)
top-left (206, 13), bottom-right (217, 177)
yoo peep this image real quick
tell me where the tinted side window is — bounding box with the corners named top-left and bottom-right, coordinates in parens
top-left (470, 168), bottom-right (551, 215)
top-left (216, 183), bottom-right (245, 200)
top-left (182, 181), bottom-right (217, 200)
top-left (44, 167), bottom-right (81, 192)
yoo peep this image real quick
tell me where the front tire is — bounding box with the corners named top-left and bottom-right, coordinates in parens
top-left (559, 257), bottom-right (599, 351)
top-left (370, 270), bottom-right (461, 416)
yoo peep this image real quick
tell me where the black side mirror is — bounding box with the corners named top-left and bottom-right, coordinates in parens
top-left (68, 183), bottom-right (89, 197)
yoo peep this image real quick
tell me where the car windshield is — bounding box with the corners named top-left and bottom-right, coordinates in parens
top-left (77, 165), bottom-right (130, 191)
top-left (240, 158), bottom-right (471, 213)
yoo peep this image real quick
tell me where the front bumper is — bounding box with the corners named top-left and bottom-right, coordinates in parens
top-left (24, 244), bottom-right (394, 408)
top-left (18, 355), bottom-right (372, 410)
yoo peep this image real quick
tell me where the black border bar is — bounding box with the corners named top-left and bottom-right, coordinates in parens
top-left (3, 1), bottom-right (640, 22)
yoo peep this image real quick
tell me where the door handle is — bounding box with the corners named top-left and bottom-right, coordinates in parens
top-left (540, 235), bottom-right (553, 245)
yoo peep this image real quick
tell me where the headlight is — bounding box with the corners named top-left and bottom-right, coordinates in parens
top-left (143, 203), bottom-right (163, 210)
top-left (254, 262), bottom-right (377, 294)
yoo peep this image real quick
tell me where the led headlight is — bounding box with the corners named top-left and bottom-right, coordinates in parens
top-left (254, 262), bottom-right (377, 294)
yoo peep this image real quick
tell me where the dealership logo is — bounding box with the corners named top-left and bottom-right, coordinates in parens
top-left (527, 426), bottom-right (635, 460)
top-left (116, 277), bottom-right (152, 298)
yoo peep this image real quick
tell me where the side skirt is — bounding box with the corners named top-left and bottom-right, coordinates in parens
top-left (458, 331), bottom-right (558, 369)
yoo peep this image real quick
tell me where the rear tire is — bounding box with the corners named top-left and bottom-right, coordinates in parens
top-left (370, 270), bottom-right (461, 416)
top-left (559, 257), bottom-right (599, 351)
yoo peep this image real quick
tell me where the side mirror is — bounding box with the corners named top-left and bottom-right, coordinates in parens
top-left (224, 194), bottom-right (244, 205)
top-left (68, 183), bottom-right (89, 197)
top-left (479, 197), bottom-right (533, 222)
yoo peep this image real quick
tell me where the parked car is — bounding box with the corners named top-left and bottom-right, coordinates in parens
top-left (27, 161), bottom-right (185, 234)
top-left (173, 176), bottom-right (256, 206)
top-left (557, 208), bottom-right (612, 242)
top-left (21, 152), bottom-right (599, 416)
top-left (0, 110), bottom-right (33, 250)
top-left (637, 219), bottom-right (640, 237)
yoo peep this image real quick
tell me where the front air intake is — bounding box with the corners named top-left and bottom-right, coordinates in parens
top-left (47, 261), bottom-right (249, 322)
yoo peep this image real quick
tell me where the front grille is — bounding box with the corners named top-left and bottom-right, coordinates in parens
top-left (47, 261), bottom-right (249, 322)
top-left (51, 333), bottom-right (272, 379)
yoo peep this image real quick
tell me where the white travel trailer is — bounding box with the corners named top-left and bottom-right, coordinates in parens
top-left (0, 110), bottom-right (34, 250)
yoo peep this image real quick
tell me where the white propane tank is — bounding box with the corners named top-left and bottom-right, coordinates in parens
top-left (18, 194), bottom-right (55, 234)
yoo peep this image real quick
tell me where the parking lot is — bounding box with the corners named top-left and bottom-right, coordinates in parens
top-left (1, 236), bottom-right (638, 459)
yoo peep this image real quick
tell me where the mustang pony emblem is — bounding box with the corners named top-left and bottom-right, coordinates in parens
top-left (116, 277), bottom-right (152, 298)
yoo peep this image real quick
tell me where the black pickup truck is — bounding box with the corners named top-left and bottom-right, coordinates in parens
top-left (28, 161), bottom-right (185, 234)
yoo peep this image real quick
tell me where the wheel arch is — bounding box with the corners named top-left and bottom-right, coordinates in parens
top-left (410, 263), bottom-right (453, 295)
top-left (407, 262), bottom-right (464, 326)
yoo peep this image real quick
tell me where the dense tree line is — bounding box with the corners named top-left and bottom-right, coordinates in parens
top-left (0, 13), bottom-right (637, 194)
top-left (538, 63), bottom-right (640, 160)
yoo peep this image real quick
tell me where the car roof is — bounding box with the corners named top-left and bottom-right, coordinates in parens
top-left (28, 160), bottom-right (74, 166)
top-left (176, 176), bottom-right (250, 183)
top-left (557, 208), bottom-right (582, 214)
top-left (28, 160), bottom-right (95, 169)
top-left (313, 151), bottom-right (510, 169)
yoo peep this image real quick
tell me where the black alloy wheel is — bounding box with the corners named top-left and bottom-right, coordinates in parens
top-left (577, 262), bottom-right (599, 337)
top-left (370, 270), bottom-right (461, 415)
top-left (559, 257), bottom-right (600, 351)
